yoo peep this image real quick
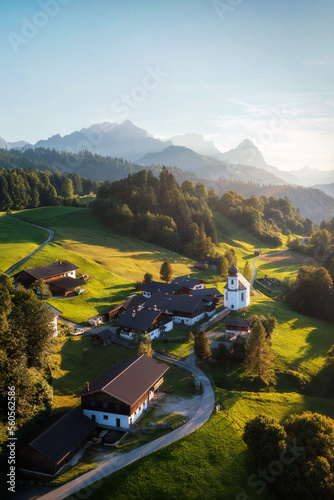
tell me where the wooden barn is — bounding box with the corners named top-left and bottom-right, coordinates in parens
top-left (92, 329), bottom-right (113, 347)
top-left (18, 409), bottom-right (96, 476)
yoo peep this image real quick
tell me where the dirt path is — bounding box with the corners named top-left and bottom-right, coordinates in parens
top-left (4, 217), bottom-right (54, 275)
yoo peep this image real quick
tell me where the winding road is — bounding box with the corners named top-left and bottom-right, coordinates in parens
top-left (4, 217), bottom-right (54, 275)
top-left (37, 351), bottom-right (214, 500)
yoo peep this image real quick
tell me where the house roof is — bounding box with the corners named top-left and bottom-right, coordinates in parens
top-left (78, 355), bottom-right (169, 406)
top-left (48, 277), bottom-right (84, 291)
top-left (170, 277), bottom-right (206, 288)
top-left (21, 408), bottom-right (96, 464)
top-left (153, 293), bottom-right (205, 314)
top-left (191, 287), bottom-right (222, 297)
top-left (116, 307), bottom-right (170, 332)
top-left (14, 260), bottom-right (79, 280)
top-left (93, 329), bottom-right (113, 340)
top-left (44, 303), bottom-right (63, 317)
top-left (140, 281), bottom-right (179, 294)
top-left (225, 318), bottom-right (250, 328)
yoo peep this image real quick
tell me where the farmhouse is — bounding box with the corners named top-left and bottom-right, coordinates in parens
top-left (88, 294), bottom-right (146, 326)
top-left (224, 264), bottom-right (250, 310)
top-left (116, 306), bottom-right (173, 340)
top-left (141, 276), bottom-right (207, 298)
top-left (14, 260), bottom-right (84, 296)
top-left (18, 409), bottom-right (96, 476)
top-left (79, 355), bottom-right (169, 430)
top-left (145, 292), bottom-right (216, 326)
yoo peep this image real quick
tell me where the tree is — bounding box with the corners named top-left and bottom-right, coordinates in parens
top-left (194, 331), bottom-right (211, 361)
top-left (245, 319), bottom-right (273, 384)
top-left (60, 177), bottom-right (74, 199)
top-left (250, 314), bottom-right (277, 340)
top-left (185, 331), bottom-right (194, 342)
top-left (243, 414), bottom-right (286, 466)
top-left (143, 273), bottom-right (153, 283)
top-left (217, 256), bottom-right (229, 277)
top-left (30, 279), bottom-right (52, 300)
top-left (136, 337), bottom-right (153, 357)
top-left (160, 261), bottom-right (173, 282)
top-left (243, 261), bottom-right (252, 283)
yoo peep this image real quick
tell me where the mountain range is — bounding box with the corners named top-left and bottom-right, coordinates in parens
top-left (0, 120), bottom-right (333, 188)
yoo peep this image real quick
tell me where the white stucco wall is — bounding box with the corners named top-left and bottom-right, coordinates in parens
top-left (83, 399), bottom-right (148, 429)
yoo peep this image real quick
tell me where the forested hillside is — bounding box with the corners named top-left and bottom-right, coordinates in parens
top-left (92, 168), bottom-right (217, 259)
top-left (1, 148), bottom-right (333, 223)
top-left (0, 167), bottom-right (97, 211)
top-left (92, 169), bottom-right (314, 259)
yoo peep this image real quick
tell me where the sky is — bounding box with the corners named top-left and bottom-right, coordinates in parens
top-left (0, 0), bottom-right (333, 171)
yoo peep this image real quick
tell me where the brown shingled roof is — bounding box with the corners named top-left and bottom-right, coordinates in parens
top-left (78, 355), bottom-right (169, 406)
top-left (14, 260), bottom-right (79, 280)
top-left (48, 277), bottom-right (84, 291)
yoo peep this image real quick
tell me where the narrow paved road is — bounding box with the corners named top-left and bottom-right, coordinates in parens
top-left (37, 352), bottom-right (214, 500)
top-left (250, 246), bottom-right (290, 297)
top-left (4, 217), bottom-right (54, 275)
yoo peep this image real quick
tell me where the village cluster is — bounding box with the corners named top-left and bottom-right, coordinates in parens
top-left (13, 258), bottom-right (252, 476)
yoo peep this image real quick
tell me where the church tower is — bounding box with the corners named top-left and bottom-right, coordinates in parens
top-left (224, 263), bottom-right (251, 310)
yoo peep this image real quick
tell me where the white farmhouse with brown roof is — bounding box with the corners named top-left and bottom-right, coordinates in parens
top-left (224, 263), bottom-right (250, 310)
top-left (78, 355), bottom-right (169, 430)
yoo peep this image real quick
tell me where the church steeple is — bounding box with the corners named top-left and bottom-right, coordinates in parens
top-left (228, 263), bottom-right (238, 276)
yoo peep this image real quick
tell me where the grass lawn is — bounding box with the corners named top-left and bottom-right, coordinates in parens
top-left (50, 335), bottom-right (135, 410)
top-left (154, 329), bottom-right (194, 360)
top-left (255, 249), bottom-right (316, 281)
top-left (205, 296), bottom-right (334, 392)
top-left (13, 207), bottom-right (217, 283)
top-left (10, 207), bottom-right (223, 321)
top-left (71, 412), bottom-right (269, 500)
top-left (0, 212), bottom-right (49, 273)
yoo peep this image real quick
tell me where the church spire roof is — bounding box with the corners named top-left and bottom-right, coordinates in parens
top-left (228, 263), bottom-right (238, 275)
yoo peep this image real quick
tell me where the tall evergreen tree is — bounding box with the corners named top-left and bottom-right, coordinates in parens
top-left (243, 260), bottom-right (252, 282)
top-left (60, 177), bottom-right (74, 199)
top-left (245, 319), bottom-right (273, 384)
top-left (194, 331), bottom-right (211, 361)
top-left (160, 261), bottom-right (173, 282)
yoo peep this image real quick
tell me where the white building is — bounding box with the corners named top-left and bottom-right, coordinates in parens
top-left (224, 263), bottom-right (250, 310)
top-left (79, 355), bottom-right (169, 430)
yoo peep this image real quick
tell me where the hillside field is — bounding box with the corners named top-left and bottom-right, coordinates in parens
top-left (0, 212), bottom-right (48, 273)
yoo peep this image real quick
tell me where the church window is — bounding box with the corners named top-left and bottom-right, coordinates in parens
top-left (241, 292), bottom-right (244, 301)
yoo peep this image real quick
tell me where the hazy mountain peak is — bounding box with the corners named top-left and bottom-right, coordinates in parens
top-left (170, 132), bottom-right (223, 157)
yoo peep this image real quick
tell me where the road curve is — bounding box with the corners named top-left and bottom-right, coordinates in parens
top-left (250, 247), bottom-right (289, 297)
top-left (38, 353), bottom-right (214, 500)
top-left (4, 217), bottom-right (54, 275)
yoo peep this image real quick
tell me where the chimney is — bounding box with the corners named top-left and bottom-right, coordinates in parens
top-left (132, 309), bottom-right (136, 318)
top-left (85, 382), bottom-right (90, 392)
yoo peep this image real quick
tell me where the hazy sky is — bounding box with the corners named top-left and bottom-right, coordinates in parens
top-left (1, 0), bottom-right (333, 170)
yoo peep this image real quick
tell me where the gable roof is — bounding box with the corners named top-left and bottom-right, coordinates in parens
top-left (48, 276), bottom-right (84, 291)
top-left (170, 277), bottom-right (206, 288)
top-left (93, 329), bottom-right (113, 340)
top-left (116, 307), bottom-right (170, 331)
top-left (225, 318), bottom-right (250, 328)
top-left (190, 287), bottom-right (222, 297)
top-left (140, 281), bottom-right (179, 294)
top-left (78, 355), bottom-right (169, 406)
top-left (153, 293), bottom-right (205, 313)
top-left (14, 260), bottom-right (79, 280)
top-left (22, 408), bottom-right (96, 464)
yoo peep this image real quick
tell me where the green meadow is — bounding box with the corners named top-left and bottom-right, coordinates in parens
top-left (0, 212), bottom-right (48, 273)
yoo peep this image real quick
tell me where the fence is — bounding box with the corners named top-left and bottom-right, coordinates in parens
top-left (197, 308), bottom-right (230, 332)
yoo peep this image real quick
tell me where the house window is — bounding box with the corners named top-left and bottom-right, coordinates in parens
top-left (103, 402), bottom-right (108, 409)
top-left (91, 401), bottom-right (96, 407)
top-left (115, 404), bottom-right (120, 410)
top-left (103, 415), bottom-right (108, 420)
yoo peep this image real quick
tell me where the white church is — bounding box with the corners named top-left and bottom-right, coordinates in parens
top-left (224, 263), bottom-right (251, 310)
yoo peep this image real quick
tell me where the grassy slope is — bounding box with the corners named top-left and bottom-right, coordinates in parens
top-left (11, 207), bottom-right (218, 322)
top-left (0, 212), bottom-right (48, 273)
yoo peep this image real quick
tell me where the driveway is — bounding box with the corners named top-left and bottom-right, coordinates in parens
top-left (34, 351), bottom-right (214, 500)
